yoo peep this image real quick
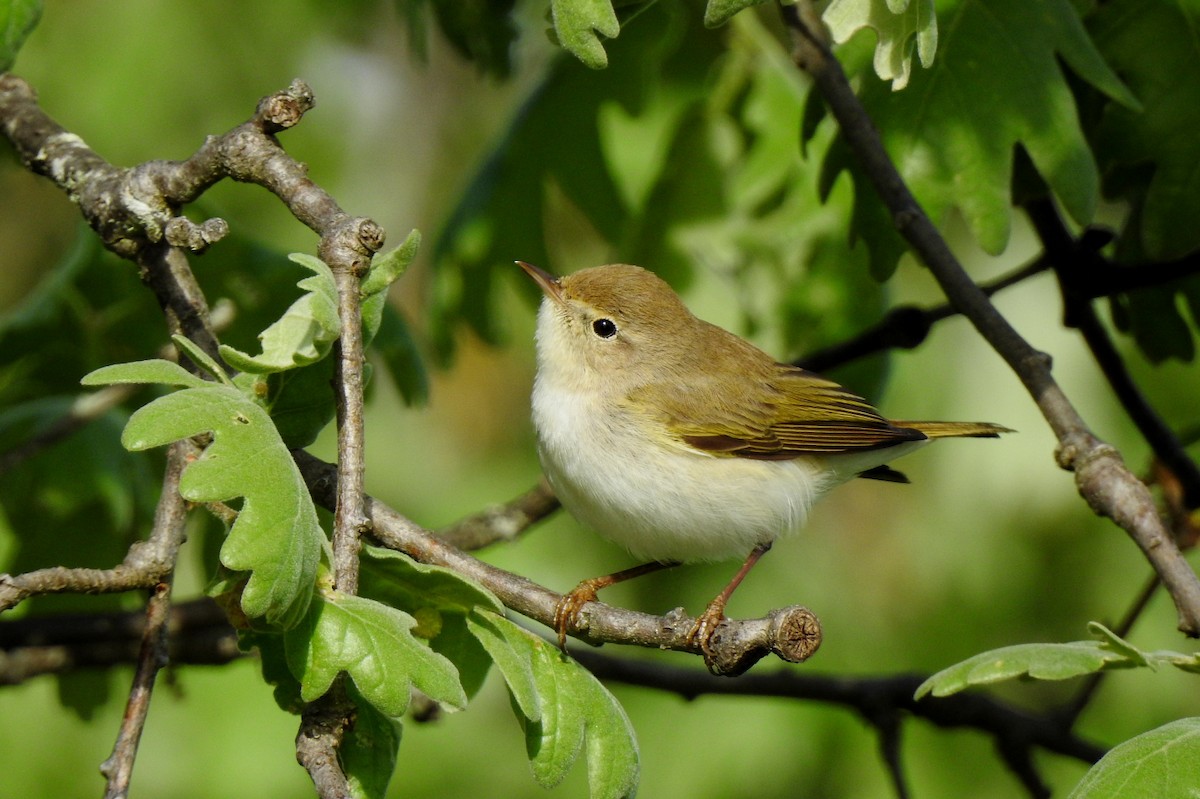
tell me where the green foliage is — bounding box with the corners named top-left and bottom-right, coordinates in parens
top-left (83, 362), bottom-right (325, 628)
top-left (703, 0), bottom-right (771, 28)
top-left (399, 0), bottom-right (519, 78)
top-left (1068, 718), bottom-right (1200, 798)
top-left (818, 0), bottom-right (1138, 278)
top-left (218, 253), bottom-right (340, 374)
top-left (824, 0), bottom-right (938, 89)
top-left (550, 0), bottom-right (621, 69)
top-left (284, 590), bottom-right (468, 716)
top-left (467, 613), bottom-right (640, 799)
top-left (917, 623), bottom-right (1200, 699)
top-left (1088, 0), bottom-right (1200, 363)
top-left (0, 0), bottom-right (40, 70)
top-left (341, 685), bottom-right (404, 799)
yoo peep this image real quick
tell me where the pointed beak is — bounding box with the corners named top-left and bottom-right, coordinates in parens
top-left (516, 261), bottom-right (564, 303)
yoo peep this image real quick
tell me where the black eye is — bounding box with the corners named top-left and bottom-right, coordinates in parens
top-left (592, 318), bottom-right (617, 339)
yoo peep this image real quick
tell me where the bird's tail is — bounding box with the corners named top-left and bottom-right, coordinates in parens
top-left (894, 421), bottom-right (1013, 439)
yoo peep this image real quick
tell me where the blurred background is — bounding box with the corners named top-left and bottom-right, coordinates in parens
top-left (2, 2), bottom-right (1198, 797)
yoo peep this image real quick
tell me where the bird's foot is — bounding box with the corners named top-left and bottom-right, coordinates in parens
top-left (686, 596), bottom-right (729, 658)
top-left (553, 579), bottom-right (604, 652)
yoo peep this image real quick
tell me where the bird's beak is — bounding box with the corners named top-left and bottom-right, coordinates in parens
top-left (516, 261), bottom-right (564, 304)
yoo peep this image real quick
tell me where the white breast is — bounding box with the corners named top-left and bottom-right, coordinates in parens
top-left (532, 377), bottom-right (838, 563)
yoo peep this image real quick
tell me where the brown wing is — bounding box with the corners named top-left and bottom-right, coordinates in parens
top-left (642, 363), bottom-right (927, 460)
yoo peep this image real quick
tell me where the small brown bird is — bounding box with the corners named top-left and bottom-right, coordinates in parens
top-left (519, 261), bottom-right (1009, 656)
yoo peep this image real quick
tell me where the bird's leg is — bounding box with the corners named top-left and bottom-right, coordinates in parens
top-left (554, 560), bottom-right (680, 651)
top-left (687, 542), bottom-right (773, 656)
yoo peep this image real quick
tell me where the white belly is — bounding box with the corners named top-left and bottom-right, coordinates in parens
top-left (533, 382), bottom-right (848, 563)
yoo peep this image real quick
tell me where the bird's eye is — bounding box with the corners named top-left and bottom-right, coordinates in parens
top-left (592, 318), bottom-right (617, 339)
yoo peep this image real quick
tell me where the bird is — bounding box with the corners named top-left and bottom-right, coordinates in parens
top-left (517, 260), bottom-right (1010, 659)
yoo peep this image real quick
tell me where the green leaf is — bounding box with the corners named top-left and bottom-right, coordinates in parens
top-left (703, 0), bottom-right (770, 28)
top-left (550, 0), bottom-right (621, 69)
top-left (1090, 0), bottom-right (1200, 261)
top-left (112, 384), bottom-right (323, 628)
top-left (361, 229), bottom-right (421, 298)
top-left (432, 3), bottom-right (725, 355)
top-left (218, 253), bottom-right (340, 374)
top-left (342, 684), bottom-right (404, 799)
top-left (171, 334), bottom-right (232, 385)
top-left (428, 0), bottom-right (519, 78)
top-left (465, 612), bottom-right (542, 722)
top-left (1068, 718), bottom-right (1200, 798)
top-left (81, 359), bottom-right (208, 389)
top-left (0, 0), bottom-right (41, 71)
top-left (285, 591), bottom-right (467, 717)
top-left (916, 641), bottom-right (1136, 699)
top-left (238, 630), bottom-right (306, 715)
top-left (824, 0), bottom-right (938, 90)
top-left (428, 613), bottom-right (493, 700)
top-left (523, 638), bottom-right (639, 799)
top-left (359, 544), bottom-right (504, 616)
top-left (822, 0), bottom-right (1138, 276)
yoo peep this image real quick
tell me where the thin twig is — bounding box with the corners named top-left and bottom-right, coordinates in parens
top-left (98, 442), bottom-right (190, 798)
top-left (782, 2), bottom-right (1200, 636)
top-left (1024, 198), bottom-right (1200, 509)
top-left (436, 477), bottom-right (560, 551)
top-left (796, 254), bottom-right (1050, 373)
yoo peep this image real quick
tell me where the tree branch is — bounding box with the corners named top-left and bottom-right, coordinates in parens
top-left (782, 2), bottom-right (1200, 636)
top-left (294, 451), bottom-right (821, 676)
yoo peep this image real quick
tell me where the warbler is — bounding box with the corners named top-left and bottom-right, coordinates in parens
top-left (518, 261), bottom-right (1009, 656)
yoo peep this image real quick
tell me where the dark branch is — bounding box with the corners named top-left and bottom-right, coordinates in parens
top-left (781, 2), bottom-right (1200, 637)
top-left (570, 648), bottom-right (1106, 766)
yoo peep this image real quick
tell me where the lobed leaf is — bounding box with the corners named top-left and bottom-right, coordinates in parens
top-left (821, 0), bottom-right (1138, 277)
top-left (285, 591), bottom-right (467, 718)
top-left (465, 612), bottom-right (542, 722)
top-left (90, 378), bottom-right (324, 628)
top-left (1068, 718), bottom-right (1200, 798)
top-left (550, 0), bottom-right (621, 69)
top-left (218, 253), bottom-right (340, 374)
top-left (526, 639), bottom-right (639, 799)
top-left (824, 0), bottom-right (938, 90)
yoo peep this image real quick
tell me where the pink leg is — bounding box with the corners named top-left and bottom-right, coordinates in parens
top-left (554, 560), bottom-right (680, 651)
top-left (687, 542), bottom-right (773, 655)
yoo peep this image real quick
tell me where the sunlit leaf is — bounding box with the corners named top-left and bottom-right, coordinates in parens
top-left (1068, 718), bottom-right (1200, 798)
top-left (359, 544), bottom-right (504, 615)
top-left (82, 374), bottom-right (324, 628)
top-left (824, 0), bottom-right (937, 90)
top-left (465, 612), bottom-right (542, 722)
top-left (218, 253), bottom-right (340, 374)
top-left (80, 359), bottom-right (208, 390)
top-left (550, 0), bottom-right (620, 69)
top-left (286, 591), bottom-right (467, 717)
top-left (523, 638), bottom-right (639, 798)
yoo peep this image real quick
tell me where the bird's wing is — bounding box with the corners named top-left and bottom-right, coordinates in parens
top-left (642, 365), bottom-right (927, 460)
